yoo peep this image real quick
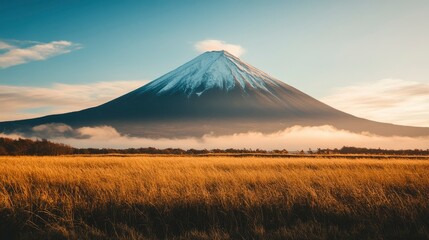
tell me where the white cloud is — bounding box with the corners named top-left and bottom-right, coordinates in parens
top-left (0, 40), bottom-right (81, 68)
top-left (32, 123), bottom-right (76, 138)
top-left (0, 41), bottom-right (13, 50)
top-left (0, 80), bottom-right (149, 121)
top-left (33, 123), bottom-right (73, 133)
top-left (77, 125), bottom-right (122, 139)
top-left (3, 124), bottom-right (428, 150)
top-left (321, 79), bottom-right (429, 127)
top-left (195, 39), bottom-right (245, 57)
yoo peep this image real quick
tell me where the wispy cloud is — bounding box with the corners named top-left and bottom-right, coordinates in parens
top-left (0, 39), bottom-right (81, 68)
top-left (2, 124), bottom-right (428, 150)
top-left (321, 79), bottom-right (429, 127)
top-left (0, 41), bottom-right (14, 50)
top-left (195, 39), bottom-right (245, 57)
top-left (0, 80), bottom-right (149, 121)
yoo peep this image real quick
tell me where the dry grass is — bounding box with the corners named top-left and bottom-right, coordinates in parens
top-left (1, 155), bottom-right (429, 239)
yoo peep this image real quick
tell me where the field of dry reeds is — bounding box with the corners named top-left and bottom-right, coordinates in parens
top-left (1, 155), bottom-right (428, 239)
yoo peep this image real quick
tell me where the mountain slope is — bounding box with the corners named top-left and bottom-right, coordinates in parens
top-left (1, 51), bottom-right (429, 138)
top-left (95, 50), bottom-right (346, 119)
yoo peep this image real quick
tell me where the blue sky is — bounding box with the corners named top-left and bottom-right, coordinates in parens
top-left (1, 0), bottom-right (429, 126)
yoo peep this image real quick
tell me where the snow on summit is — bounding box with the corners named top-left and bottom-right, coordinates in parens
top-left (138, 51), bottom-right (282, 97)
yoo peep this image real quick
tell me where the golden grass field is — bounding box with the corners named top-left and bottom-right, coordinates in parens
top-left (1, 155), bottom-right (429, 239)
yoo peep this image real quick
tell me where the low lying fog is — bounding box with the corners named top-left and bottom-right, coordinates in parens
top-left (2, 123), bottom-right (428, 151)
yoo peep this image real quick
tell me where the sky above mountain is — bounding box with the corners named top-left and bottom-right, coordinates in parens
top-left (1, 0), bottom-right (429, 126)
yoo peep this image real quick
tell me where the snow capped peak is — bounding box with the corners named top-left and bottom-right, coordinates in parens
top-left (136, 50), bottom-right (282, 97)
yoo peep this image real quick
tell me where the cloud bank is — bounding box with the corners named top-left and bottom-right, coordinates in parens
top-left (0, 39), bottom-right (81, 68)
top-left (2, 124), bottom-right (428, 150)
top-left (0, 80), bottom-right (149, 121)
top-left (322, 79), bottom-right (429, 127)
top-left (0, 41), bottom-right (13, 50)
top-left (195, 39), bottom-right (245, 57)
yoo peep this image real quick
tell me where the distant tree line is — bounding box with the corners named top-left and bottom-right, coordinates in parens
top-left (0, 137), bottom-right (287, 156)
top-left (0, 137), bottom-right (74, 155)
top-left (1, 137), bottom-right (428, 156)
top-left (316, 146), bottom-right (429, 155)
top-left (73, 147), bottom-right (280, 155)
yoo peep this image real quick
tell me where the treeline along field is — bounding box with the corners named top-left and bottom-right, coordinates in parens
top-left (2, 137), bottom-right (429, 156)
top-left (1, 156), bottom-right (429, 239)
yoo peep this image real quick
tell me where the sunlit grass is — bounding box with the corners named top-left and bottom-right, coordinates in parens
top-left (1, 155), bottom-right (428, 239)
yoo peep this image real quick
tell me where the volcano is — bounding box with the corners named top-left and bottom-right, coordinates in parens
top-left (1, 50), bottom-right (429, 138)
